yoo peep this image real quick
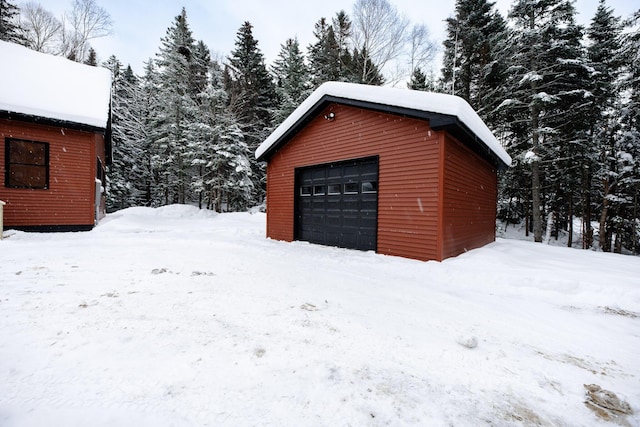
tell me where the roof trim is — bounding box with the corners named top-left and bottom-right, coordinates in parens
top-left (0, 110), bottom-right (107, 134)
top-left (256, 82), bottom-right (511, 169)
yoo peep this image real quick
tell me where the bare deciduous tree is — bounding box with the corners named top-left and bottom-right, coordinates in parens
top-left (407, 23), bottom-right (436, 76)
top-left (19, 2), bottom-right (62, 53)
top-left (351, 0), bottom-right (409, 81)
top-left (61, 0), bottom-right (112, 62)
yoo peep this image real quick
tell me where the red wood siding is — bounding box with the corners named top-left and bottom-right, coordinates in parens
top-left (0, 119), bottom-right (101, 228)
top-left (441, 134), bottom-right (497, 259)
top-left (266, 103), bottom-right (442, 261)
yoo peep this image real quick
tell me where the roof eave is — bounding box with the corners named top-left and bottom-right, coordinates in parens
top-left (257, 96), bottom-right (509, 170)
top-left (0, 110), bottom-right (107, 134)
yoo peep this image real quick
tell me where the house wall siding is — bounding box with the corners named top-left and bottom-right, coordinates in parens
top-left (266, 103), bottom-right (442, 261)
top-left (0, 119), bottom-right (99, 228)
top-left (441, 133), bottom-right (497, 259)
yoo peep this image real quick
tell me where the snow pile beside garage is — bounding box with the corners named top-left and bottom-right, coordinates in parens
top-left (256, 81), bottom-right (512, 167)
top-left (1, 205), bottom-right (638, 426)
top-left (0, 40), bottom-right (111, 129)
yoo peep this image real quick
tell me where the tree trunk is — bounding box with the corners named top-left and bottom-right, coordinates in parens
top-left (634, 186), bottom-right (639, 255)
top-left (531, 149), bottom-right (543, 242)
top-left (599, 176), bottom-right (610, 252)
top-left (568, 193), bottom-right (573, 247)
top-left (582, 164), bottom-right (592, 249)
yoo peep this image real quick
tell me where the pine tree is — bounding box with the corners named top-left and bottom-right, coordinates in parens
top-left (225, 21), bottom-right (276, 205)
top-left (0, 0), bottom-right (25, 44)
top-left (608, 9), bottom-right (640, 253)
top-left (586, 0), bottom-right (625, 251)
top-left (350, 46), bottom-right (384, 85)
top-left (150, 7), bottom-right (201, 205)
top-left (308, 17), bottom-right (342, 87)
top-left (498, 0), bottom-right (590, 243)
top-left (408, 67), bottom-right (441, 92)
top-left (140, 59), bottom-right (161, 205)
top-left (407, 67), bottom-right (427, 90)
top-left (440, 0), bottom-right (506, 118)
top-left (84, 47), bottom-right (97, 66)
top-left (332, 11), bottom-right (356, 81)
top-left (271, 37), bottom-right (312, 124)
top-left (103, 57), bottom-right (150, 211)
top-left (188, 59), bottom-right (253, 212)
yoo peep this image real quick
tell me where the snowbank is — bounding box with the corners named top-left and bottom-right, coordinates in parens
top-left (1, 206), bottom-right (638, 426)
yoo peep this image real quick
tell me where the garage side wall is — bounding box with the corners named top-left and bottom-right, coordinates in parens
top-left (0, 119), bottom-right (98, 229)
top-left (265, 103), bottom-right (442, 261)
top-left (441, 134), bottom-right (497, 259)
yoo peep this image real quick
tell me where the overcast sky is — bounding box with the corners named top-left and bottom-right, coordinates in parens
top-left (43, 0), bottom-right (638, 75)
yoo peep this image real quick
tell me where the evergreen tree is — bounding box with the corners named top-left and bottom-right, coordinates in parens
top-left (407, 67), bottom-right (427, 90)
top-left (408, 67), bottom-right (441, 92)
top-left (0, 0), bottom-right (25, 44)
top-left (150, 7), bottom-right (201, 205)
top-left (332, 11), bottom-right (356, 81)
top-left (84, 47), bottom-right (97, 66)
top-left (586, 0), bottom-right (625, 251)
top-left (308, 17), bottom-right (342, 86)
top-left (608, 9), bottom-right (640, 253)
top-left (225, 21), bottom-right (276, 205)
top-left (498, 0), bottom-right (590, 243)
top-left (188, 59), bottom-right (253, 212)
top-left (440, 0), bottom-right (506, 118)
top-left (140, 59), bottom-right (161, 206)
top-left (271, 37), bottom-right (312, 124)
top-left (350, 46), bottom-right (384, 85)
top-left (103, 57), bottom-right (150, 211)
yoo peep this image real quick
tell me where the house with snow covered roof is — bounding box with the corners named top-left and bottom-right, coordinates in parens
top-left (256, 81), bottom-right (512, 261)
top-left (0, 41), bottom-right (112, 231)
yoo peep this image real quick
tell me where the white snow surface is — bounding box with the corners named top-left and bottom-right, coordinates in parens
top-left (0, 41), bottom-right (111, 129)
top-left (1, 205), bottom-right (638, 426)
top-left (256, 81), bottom-right (512, 167)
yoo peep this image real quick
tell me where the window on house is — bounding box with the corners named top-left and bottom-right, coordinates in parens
top-left (96, 157), bottom-right (105, 185)
top-left (313, 185), bottom-right (325, 196)
top-left (5, 138), bottom-right (49, 189)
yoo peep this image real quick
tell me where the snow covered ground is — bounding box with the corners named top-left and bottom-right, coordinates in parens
top-left (1, 205), bottom-right (638, 426)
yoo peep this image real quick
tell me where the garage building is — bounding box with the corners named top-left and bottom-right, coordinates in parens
top-left (256, 82), bottom-right (511, 262)
top-left (0, 40), bottom-right (112, 232)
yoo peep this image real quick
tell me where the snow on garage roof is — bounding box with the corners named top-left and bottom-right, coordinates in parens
top-left (0, 40), bottom-right (111, 129)
top-left (256, 81), bottom-right (512, 168)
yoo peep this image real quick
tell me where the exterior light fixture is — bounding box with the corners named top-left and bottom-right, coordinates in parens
top-left (324, 112), bottom-right (336, 121)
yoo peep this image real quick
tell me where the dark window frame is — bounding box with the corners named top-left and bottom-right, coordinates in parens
top-left (4, 138), bottom-right (50, 189)
top-left (327, 183), bottom-right (341, 195)
top-left (344, 182), bottom-right (359, 194)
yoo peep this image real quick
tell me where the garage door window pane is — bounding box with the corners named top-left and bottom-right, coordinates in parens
top-left (361, 181), bottom-right (378, 193)
top-left (327, 184), bottom-right (341, 195)
top-left (313, 185), bottom-right (325, 195)
top-left (300, 186), bottom-right (312, 196)
top-left (344, 182), bottom-right (358, 194)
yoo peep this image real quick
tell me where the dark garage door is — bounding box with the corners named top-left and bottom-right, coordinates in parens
top-left (295, 157), bottom-right (378, 251)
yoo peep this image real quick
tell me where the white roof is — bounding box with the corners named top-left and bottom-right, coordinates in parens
top-left (256, 81), bottom-right (512, 167)
top-left (0, 40), bottom-right (111, 129)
